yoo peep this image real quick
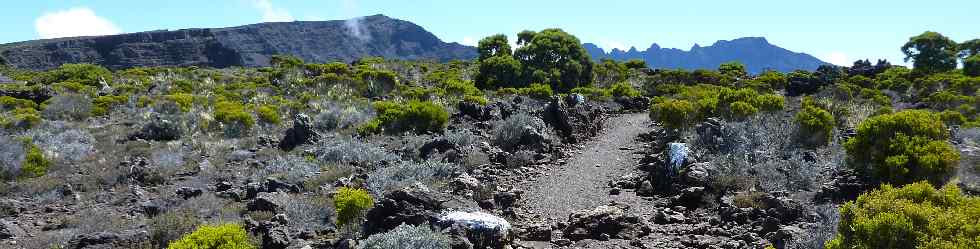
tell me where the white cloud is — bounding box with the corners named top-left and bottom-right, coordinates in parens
top-left (822, 51), bottom-right (851, 66)
top-left (461, 37), bottom-right (477, 46)
top-left (597, 38), bottom-right (630, 52)
top-left (253, 0), bottom-right (294, 22)
top-left (35, 7), bottom-right (121, 39)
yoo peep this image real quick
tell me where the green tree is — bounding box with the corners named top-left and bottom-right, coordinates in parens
top-left (623, 59), bottom-right (648, 69)
top-left (718, 61), bottom-right (747, 80)
top-left (959, 38), bottom-right (980, 58)
top-left (270, 54), bottom-right (304, 68)
top-left (964, 55), bottom-right (980, 77)
top-left (513, 28), bottom-right (594, 92)
top-left (475, 34), bottom-right (522, 89)
top-left (901, 31), bottom-right (959, 74)
top-left (477, 34), bottom-right (512, 61)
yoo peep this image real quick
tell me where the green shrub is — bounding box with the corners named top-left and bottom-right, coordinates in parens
top-left (36, 63), bottom-right (112, 87)
top-left (649, 99), bottom-right (696, 129)
top-left (0, 96), bottom-right (38, 110)
top-left (256, 105), bottom-right (280, 124)
top-left (795, 98), bottom-right (834, 146)
top-left (521, 83), bottom-right (553, 99)
top-left (825, 182), bottom-right (980, 249)
top-left (844, 110), bottom-right (959, 185)
top-left (167, 223), bottom-right (255, 249)
top-left (463, 95), bottom-right (488, 105)
top-left (91, 95), bottom-right (128, 116)
top-left (361, 100), bottom-right (448, 134)
top-left (939, 110), bottom-right (967, 125)
top-left (166, 94), bottom-right (195, 112)
top-left (610, 82), bottom-right (641, 97)
top-left (20, 143), bottom-right (50, 179)
top-left (214, 101), bottom-right (255, 129)
top-left (728, 101), bottom-right (758, 119)
top-left (334, 187), bottom-right (374, 227)
top-left (11, 107), bottom-right (41, 128)
top-left (570, 86), bottom-right (612, 100)
top-left (754, 94), bottom-right (784, 112)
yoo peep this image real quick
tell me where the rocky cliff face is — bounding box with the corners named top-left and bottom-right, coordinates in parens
top-left (584, 37), bottom-right (827, 73)
top-left (0, 15), bottom-right (477, 71)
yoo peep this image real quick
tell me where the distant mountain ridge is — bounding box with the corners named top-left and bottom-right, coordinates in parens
top-left (0, 15), bottom-right (477, 71)
top-left (584, 37), bottom-right (828, 73)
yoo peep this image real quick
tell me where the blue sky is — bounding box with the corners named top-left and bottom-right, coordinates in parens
top-left (1, 0), bottom-right (977, 66)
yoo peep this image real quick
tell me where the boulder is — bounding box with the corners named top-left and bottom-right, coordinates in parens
top-left (437, 211), bottom-right (511, 249)
top-left (420, 138), bottom-right (456, 159)
top-left (363, 184), bottom-right (444, 235)
top-left (247, 192), bottom-right (287, 212)
top-left (0, 219), bottom-right (26, 240)
top-left (262, 225), bottom-right (292, 249)
top-left (175, 187), bottom-right (203, 199)
top-left (563, 205), bottom-right (651, 241)
top-left (131, 117), bottom-right (182, 141)
top-left (673, 187), bottom-right (706, 208)
top-left (279, 114), bottom-right (317, 151)
top-left (682, 162), bottom-right (712, 186)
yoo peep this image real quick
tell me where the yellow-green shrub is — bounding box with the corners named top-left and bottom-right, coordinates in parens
top-left (570, 86), bottom-right (612, 100)
top-left (11, 107), bottom-right (41, 128)
top-left (825, 182), bottom-right (980, 249)
top-left (610, 82), bottom-right (641, 97)
top-left (92, 95), bottom-right (128, 116)
top-left (728, 101), bottom-right (758, 119)
top-left (0, 96), bottom-right (37, 110)
top-left (214, 101), bottom-right (255, 129)
top-left (256, 105), bottom-right (280, 124)
top-left (167, 223), bottom-right (254, 249)
top-left (844, 110), bottom-right (959, 185)
top-left (649, 99), bottom-right (696, 129)
top-left (360, 100), bottom-right (448, 134)
top-left (334, 187), bottom-right (374, 227)
top-left (20, 143), bottom-right (50, 179)
top-left (521, 83), bottom-right (553, 99)
top-left (166, 94), bottom-right (195, 112)
top-left (795, 98), bottom-right (834, 146)
top-left (754, 94), bottom-right (784, 112)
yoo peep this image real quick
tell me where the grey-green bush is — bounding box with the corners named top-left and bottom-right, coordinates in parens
top-left (358, 224), bottom-right (451, 249)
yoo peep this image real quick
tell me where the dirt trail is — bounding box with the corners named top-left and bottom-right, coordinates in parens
top-left (519, 113), bottom-right (652, 222)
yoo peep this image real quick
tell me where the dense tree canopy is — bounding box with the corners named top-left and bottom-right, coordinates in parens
top-left (901, 31), bottom-right (959, 74)
top-left (513, 29), bottom-right (594, 92)
top-left (475, 29), bottom-right (594, 92)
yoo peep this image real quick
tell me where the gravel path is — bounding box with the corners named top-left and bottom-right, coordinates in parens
top-left (519, 113), bottom-right (652, 222)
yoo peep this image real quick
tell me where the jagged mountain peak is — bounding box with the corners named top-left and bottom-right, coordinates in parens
top-left (588, 37), bottom-right (827, 73)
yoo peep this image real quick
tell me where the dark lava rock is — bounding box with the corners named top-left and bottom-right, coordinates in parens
top-left (563, 204), bottom-right (651, 241)
top-left (279, 113), bottom-right (316, 151)
top-left (247, 192), bottom-right (287, 212)
top-left (262, 226), bottom-right (291, 249)
top-left (420, 138), bottom-right (456, 159)
top-left (363, 184), bottom-right (444, 235)
top-left (175, 187), bottom-right (203, 199)
top-left (130, 117), bottom-right (182, 141)
top-left (67, 231), bottom-right (148, 249)
top-left (0, 219), bottom-right (27, 240)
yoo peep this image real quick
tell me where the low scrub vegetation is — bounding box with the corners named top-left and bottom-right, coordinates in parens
top-left (844, 110), bottom-right (959, 186)
top-left (826, 182), bottom-right (980, 249)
